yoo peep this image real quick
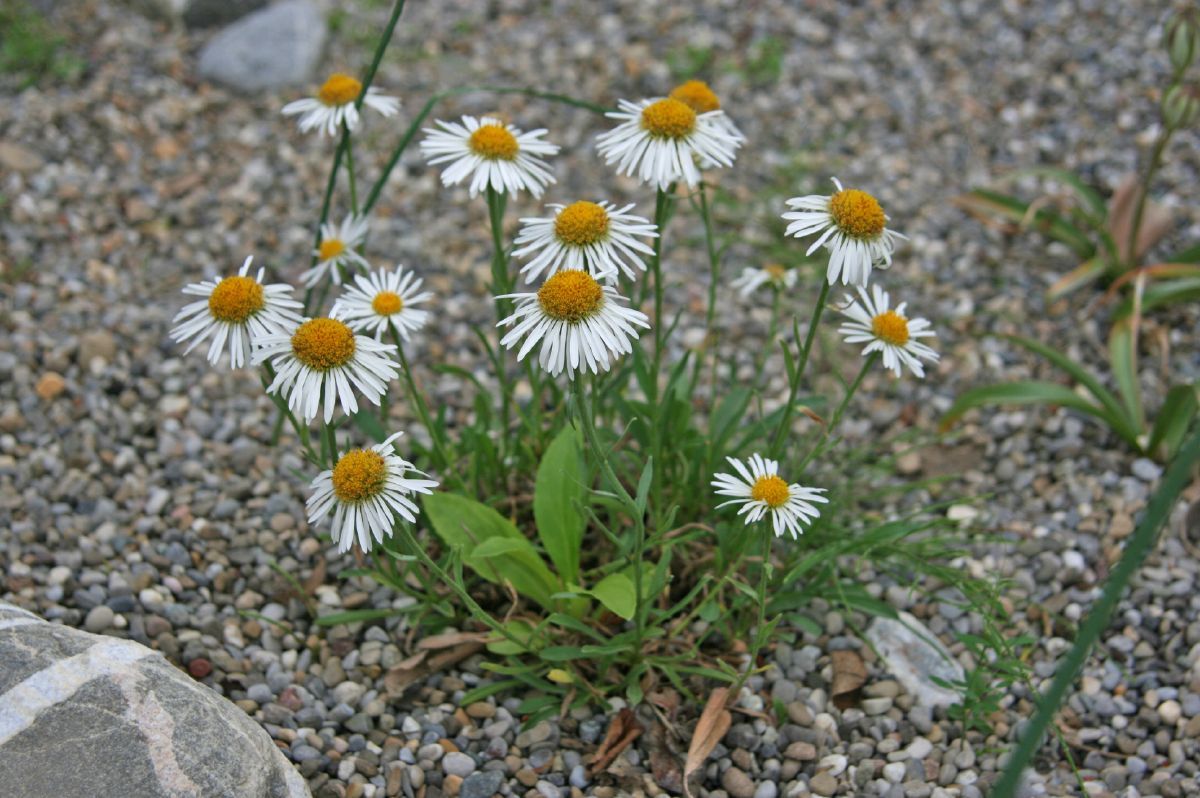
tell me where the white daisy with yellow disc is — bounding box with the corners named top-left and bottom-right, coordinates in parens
top-left (419, 115), bottom-right (558, 198)
top-left (595, 96), bottom-right (741, 189)
top-left (712, 454), bottom-right (828, 539)
top-left (332, 265), bottom-right (433, 341)
top-left (253, 317), bottom-right (399, 423)
top-left (282, 72), bottom-right (400, 137)
top-left (301, 213), bottom-right (371, 288)
top-left (512, 200), bottom-right (658, 284)
top-left (837, 285), bottom-right (939, 378)
top-left (668, 80), bottom-right (745, 156)
top-left (497, 269), bottom-right (650, 379)
top-left (782, 177), bottom-right (907, 287)
top-left (731, 263), bottom-right (797, 298)
top-left (171, 256), bottom-right (303, 369)
top-left (307, 432), bottom-right (439, 555)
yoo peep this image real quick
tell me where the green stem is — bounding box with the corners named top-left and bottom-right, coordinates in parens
top-left (485, 186), bottom-right (515, 459)
top-left (730, 528), bottom-right (772, 697)
top-left (344, 129), bottom-right (359, 213)
top-left (797, 352), bottom-right (876, 473)
top-left (394, 524), bottom-right (532, 650)
top-left (769, 279), bottom-right (831, 459)
top-left (323, 423), bottom-right (338, 468)
top-left (571, 387), bottom-right (648, 653)
top-left (992, 428), bottom-right (1200, 798)
top-left (691, 181), bottom-right (722, 398)
top-left (1125, 129), bottom-right (1172, 269)
top-left (390, 323), bottom-right (460, 487)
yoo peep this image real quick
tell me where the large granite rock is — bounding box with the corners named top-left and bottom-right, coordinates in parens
top-left (0, 601), bottom-right (310, 798)
top-left (197, 0), bottom-right (326, 92)
top-left (865, 611), bottom-right (965, 708)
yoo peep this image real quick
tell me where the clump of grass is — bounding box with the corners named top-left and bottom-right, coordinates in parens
top-left (0, 0), bottom-right (85, 90)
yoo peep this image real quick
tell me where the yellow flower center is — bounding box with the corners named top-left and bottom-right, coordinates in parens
top-left (291, 318), bottom-right (357, 371)
top-left (764, 263), bottom-right (787, 280)
top-left (207, 276), bottom-right (264, 324)
top-left (751, 475), bottom-right (790, 508)
top-left (537, 270), bottom-right (604, 323)
top-left (554, 201), bottom-right (610, 247)
top-left (871, 309), bottom-right (910, 346)
top-left (318, 238), bottom-right (346, 262)
top-left (372, 291), bottom-right (403, 316)
top-left (669, 80), bottom-right (721, 113)
top-left (331, 449), bottom-right (387, 503)
top-left (640, 98), bottom-right (697, 139)
top-left (469, 124), bottom-right (519, 160)
top-left (318, 73), bottom-right (362, 107)
top-left (829, 189), bottom-right (886, 239)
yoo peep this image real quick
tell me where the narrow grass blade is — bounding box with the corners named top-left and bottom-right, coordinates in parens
top-left (992, 428), bottom-right (1200, 798)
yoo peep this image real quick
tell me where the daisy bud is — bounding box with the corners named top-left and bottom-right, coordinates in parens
top-left (1164, 8), bottom-right (1199, 75)
top-left (1162, 83), bottom-right (1200, 130)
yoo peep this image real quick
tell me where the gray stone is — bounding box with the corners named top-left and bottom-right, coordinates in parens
top-left (865, 612), bottom-right (965, 708)
top-left (183, 0), bottom-right (268, 28)
top-left (460, 769), bottom-right (505, 798)
top-left (442, 751), bottom-right (476, 777)
top-left (196, 0), bottom-right (326, 91)
top-left (0, 602), bottom-right (309, 798)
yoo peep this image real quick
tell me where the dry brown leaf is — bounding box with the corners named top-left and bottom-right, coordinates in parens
top-left (416, 631), bottom-right (493, 650)
top-left (1107, 174), bottom-right (1173, 262)
top-left (383, 640), bottom-right (483, 696)
top-left (301, 557), bottom-right (327, 596)
top-left (830, 649), bottom-right (867, 710)
top-left (587, 708), bottom-right (643, 777)
top-left (683, 688), bottom-right (731, 798)
top-left (647, 717), bottom-right (684, 794)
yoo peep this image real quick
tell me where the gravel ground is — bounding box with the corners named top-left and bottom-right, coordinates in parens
top-left (3, 1), bottom-right (1200, 797)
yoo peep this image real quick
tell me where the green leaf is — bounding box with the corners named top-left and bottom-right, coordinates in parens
top-left (538, 645), bottom-right (588, 661)
top-left (634, 458), bottom-right (654, 514)
top-left (423, 493), bottom-right (558, 609)
top-left (1108, 318), bottom-right (1144, 431)
top-left (1114, 276), bottom-right (1200, 318)
top-left (584, 572), bottom-right (636, 620)
top-left (533, 426), bottom-right (586, 584)
top-left (1001, 334), bottom-right (1137, 441)
top-left (1147, 384), bottom-right (1198, 460)
top-left (1168, 243), bottom-right (1200, 263)
top-left (957, 189), bottom-right (1094, 257)
top-left (313, 607), bottom-right (411, 626)
top-left (1011, 167), bottom-right (1107, 219)
top-left (468, 537), bottom-right (531, 560)
top-left (710, 387), bottom-right (753, 452)
top-left (1046, 257), bottom-right (1109, 302)
top-left (941, 381), bottom-right (1125, 438)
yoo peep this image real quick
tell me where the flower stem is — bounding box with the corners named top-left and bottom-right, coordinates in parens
top-left (485, 186), bottom-right (515, 459)
top-left (769, 279), bottom-right (831, 459)
top-left (691, 181), bottom-right (722, 399)
top-left (797, 352), bottom-right (877, 472)
top-left (571, 387), bottom-right (649, 652)
top-left (1125, 129), bottom-right (1172, 269)
top-left (344, 128), bottom-right (359, 213)
top-left (730, 528), bottom-right (773, 698)
top-left (389, 322), bottom-right (461, 488)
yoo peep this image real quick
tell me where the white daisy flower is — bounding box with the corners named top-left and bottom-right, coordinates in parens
top-left (331, 265), bottom-right (433, 341)
top-left (837, 285), bottom-right (939, 378)
top-left (307, 432), bottom-right (439, 555)
top-left (300, 214), bottom-right (371, 288)
top-left (782, 177), bottom-right (907, 287)
top-left (731, 263), bottom-right (797, 298)
top-left (497, 269), bottom-right (650, 379)
top-left (668, 80), bottom-right (746, 151)
top-left (712, 454), bottom-right (828, 539)
top-left (595, 97), bottom-right (741, 189)
top-left (281, 73), bottom-right (400, 137)
top-left (419, 115), bottom-right (558, 198)
top-left (171, 256), bottom-right (303, 369)
top-left (252, 317), bottom-right (400, 423)
top-left (512, 200), bottom-right (658, 284)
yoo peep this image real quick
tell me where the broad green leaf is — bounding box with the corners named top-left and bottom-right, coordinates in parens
top-left (468, 537), bottom-right (532, 560)
top-left (538, 645), bottom-right (588, 661)
top-left (533, 426), bottom-right (586, 584)
top-left (1001, 334), bottom-right (1137, 441)
top-left (1108, 318), bottom-right (1144, 431)
top-left (422, 492), bottom-right (558, 609)
top-left (486, 619), bottom-right (537, 655)
top-left (1168, 242), bottom-right (1200, 263)
top-left (585, 572), bottom-right (636, 620)
top-left (941, 381), bottom-right (1123, 438)
top-left (1114, 276), bottom-right (1200, 318)
top-left (1147, 384), bottom-right (1198, 460)
top-left (634, 458), bottom-right (654, 514)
